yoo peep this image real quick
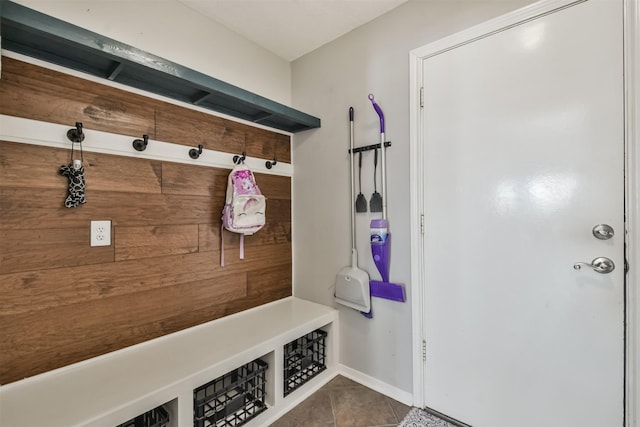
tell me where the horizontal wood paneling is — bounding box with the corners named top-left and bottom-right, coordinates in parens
top-left (0, 273), bottom-right (247, 384)
top-left (0, 57), bottom-right (291, 159)
top-left (155, 103), bottom-right (292, 162)
top-left (155, 103), bottom-right (246, 155)
top-left (0, 141), bottom-right (71, 190)
top-left (115, 224), bottom-right (199, 261)
top-left (199, 222), bottom-right (292, 252)
top-left (161, 162), bottom-right (229, 197)
top-left (0, 57), bottom-right (293, 384)
top-left (0, 57), bottom-right (156, 138)
top-left (0, 187), bottom-right (290, 231)
top-left (0, 227), bottom-right (114, 274)
top-left (254, 172), bottom-right (292, 199)
top-left (264, 198), bottom-right (293, 222)
top-left (247, 264), bottom-right (293, 304)
top-left (0, 237), bottom-right (290, 316)
top-left (0, 188), bottom-right (218, 229)
top-left (145, 264), bottom-right (293, 351)
top-left (0, 141), bottom-right (163, 194)
top-left (246, 128), bottom-right (291, 164)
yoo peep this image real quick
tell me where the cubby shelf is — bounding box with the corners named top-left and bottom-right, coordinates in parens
top-left (0, 297), bottom-right (338, 427)
top-left (0, 0), bottom-right (321, 134)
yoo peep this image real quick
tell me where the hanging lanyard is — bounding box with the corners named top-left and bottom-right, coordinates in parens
top-left (70, 140), bottom-right (84, 170)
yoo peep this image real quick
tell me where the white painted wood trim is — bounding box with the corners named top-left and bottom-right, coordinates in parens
top-left (624, 0), bottom-right (639, 425)
top-left (0, 115), bottom-right (293, 176)
top-left (410, 0), bottom-right (583, 60)
top-left (409, 0), bottom-right (637, 417)
top-left (408, 45), bottom-right (425, 409)
top-left (338, 364), bottom-right (413, 406)
top-left (1, 50), bottom-right (293, 137)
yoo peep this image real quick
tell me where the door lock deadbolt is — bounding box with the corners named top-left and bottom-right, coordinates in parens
top-left (592, 224), bottom-right (614, 240)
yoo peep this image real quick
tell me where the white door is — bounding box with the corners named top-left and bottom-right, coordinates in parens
top-left (420, 1), bottom-right (624, 426)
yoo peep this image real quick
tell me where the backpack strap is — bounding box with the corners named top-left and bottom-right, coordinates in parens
top-left (220, 223), bottom-right (225, 267)
top-left (220, 225), bottom-right (245, 267)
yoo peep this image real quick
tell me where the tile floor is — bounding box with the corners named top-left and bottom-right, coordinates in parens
top-left (270, 375), bottom-right (413, 427)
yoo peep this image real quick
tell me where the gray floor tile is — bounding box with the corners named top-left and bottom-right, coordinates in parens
top-left (273, 375), bottom-right (434, 427)
top-left (387, 397), bottom-right (412, 421)
top-left (320, 375), bottom-right (364, 390)
top-left (270, 390), bottom-right (335, 427)
top-left (330, 385), bottom-right (397, 427)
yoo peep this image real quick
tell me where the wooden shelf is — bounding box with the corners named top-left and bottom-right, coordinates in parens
top-left (0, 0), bottom-right (321, 133)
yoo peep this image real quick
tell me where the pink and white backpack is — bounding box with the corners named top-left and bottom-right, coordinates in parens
top-left (220, 163), bottom-right (266, 266)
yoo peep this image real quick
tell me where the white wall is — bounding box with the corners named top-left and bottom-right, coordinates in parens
top-left (13, 0), bottom-right (292, 105)
top-left (291, 0), bottom-right (536, 395)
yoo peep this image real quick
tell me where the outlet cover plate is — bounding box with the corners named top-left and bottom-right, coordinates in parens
top-left (91, 220), bottom-right (111, 247)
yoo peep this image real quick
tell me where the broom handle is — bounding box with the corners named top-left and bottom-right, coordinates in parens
top-left (368, 94), bottom-right (387, 220)
top-left (349, 107), bottom-right (357, 256)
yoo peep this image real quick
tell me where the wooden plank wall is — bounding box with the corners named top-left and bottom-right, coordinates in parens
top-left (0, 57), bottom-right (293, 384)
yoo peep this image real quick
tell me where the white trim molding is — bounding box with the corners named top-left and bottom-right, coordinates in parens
top-left (624, 0), bottom-right (640, 424)
top-left (408, 33), bottom-right (425, 408)
top-left (0, 115), bottom-right (293, 177)
top-left (410, 0), bottom-right (582, 60)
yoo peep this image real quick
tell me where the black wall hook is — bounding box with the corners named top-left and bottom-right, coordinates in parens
top-left (189, 144), bottom-right (203, 159)
top-left (266, 157), bottom-right (277, 169)
top-left (233, 151), bottom-right (246, 165)
top-left (67, 122), bottom-right (85, 143)
top-left (132, 134), bottom-right (149, 152)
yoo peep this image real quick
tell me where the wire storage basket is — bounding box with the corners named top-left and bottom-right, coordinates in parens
top-left (116, 405), bottom-right (169, 427)
top-left (193, 359), bottom-right (268, 427)
top-left (283, 329), bottom-right (327, 396)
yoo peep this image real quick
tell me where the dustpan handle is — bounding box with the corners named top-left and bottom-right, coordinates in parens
top-left (349, 107), bottom-right (357, 256)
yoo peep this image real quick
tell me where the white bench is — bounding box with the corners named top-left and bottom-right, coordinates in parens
top-left (0, 297), bottom-right (338, 427)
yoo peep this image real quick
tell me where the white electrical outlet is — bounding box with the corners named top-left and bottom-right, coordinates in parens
top-left (91, 220), bottom-right (111, 247)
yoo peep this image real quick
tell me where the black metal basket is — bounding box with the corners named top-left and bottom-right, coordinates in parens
top-left (116, 405), bottom-right (169, 427)
top-left (193, 359), bottom-right (268, 427)
top-left (283, 329), bottom-right (327, 396)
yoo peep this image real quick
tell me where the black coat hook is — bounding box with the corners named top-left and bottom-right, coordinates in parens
top-left (132, 134), bottom-right (149, 151)
top-left (189, 144), bottom-right (203, 159)
top-left (233, 151), bottom-right (246, 165)
top-left (266, 157), bottom-right (277, 169)
top-left (67, 122), bottom-right (85, 143)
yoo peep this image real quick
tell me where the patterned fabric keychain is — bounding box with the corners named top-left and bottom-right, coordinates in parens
top-left (59, 140), bottom-right (86, 208)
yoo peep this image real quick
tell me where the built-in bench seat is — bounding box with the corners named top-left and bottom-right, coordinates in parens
top-left (0, 297), bottom-right (338, 427)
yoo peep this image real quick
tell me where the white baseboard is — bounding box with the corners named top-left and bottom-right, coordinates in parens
top-left (338, 364), bottom-right (414, 406)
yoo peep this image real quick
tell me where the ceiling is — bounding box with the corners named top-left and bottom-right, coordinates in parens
top-left (177, 0), bottom-right (408, 61)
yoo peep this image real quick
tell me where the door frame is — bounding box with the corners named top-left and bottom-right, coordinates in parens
top-left (408, 0), bottom-right (639, 424)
